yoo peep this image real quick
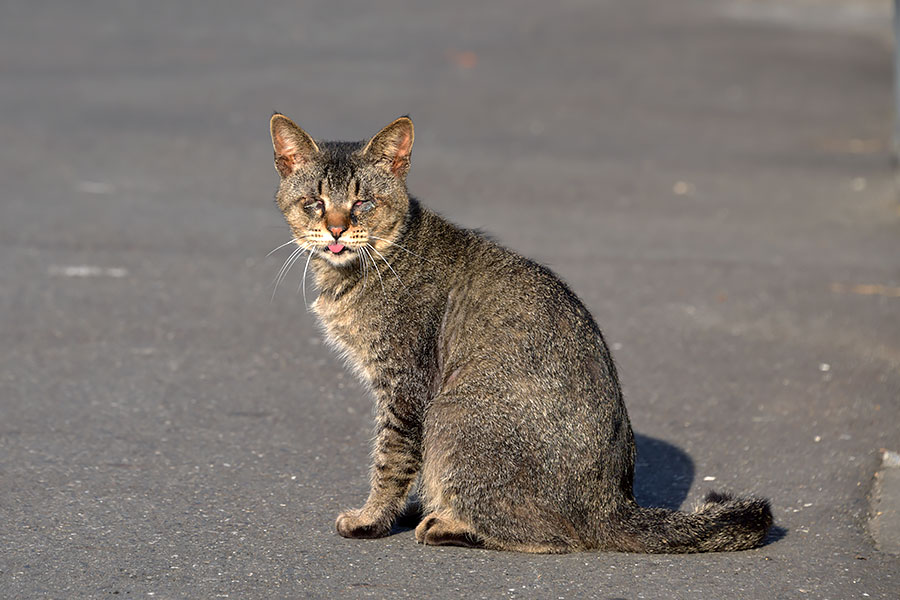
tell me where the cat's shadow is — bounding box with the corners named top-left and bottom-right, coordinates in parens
top-left (632, 433), bottom-right (694, 510)
top-left (634, 435), bottom-right (787, 545)
top-left (394, 432), bottom-right (696, 533)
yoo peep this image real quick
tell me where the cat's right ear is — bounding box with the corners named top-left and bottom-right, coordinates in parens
top-left (270, 114), bottom-right (320, 177)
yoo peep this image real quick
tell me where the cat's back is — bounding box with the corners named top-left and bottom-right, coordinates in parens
top-left (417, 206), bottom-right (583, 316)
top-left (416, 208), bottom-right (618, 401)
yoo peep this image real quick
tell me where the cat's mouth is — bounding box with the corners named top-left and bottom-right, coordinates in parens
top-left (321, 242), bottom-right (359, 265)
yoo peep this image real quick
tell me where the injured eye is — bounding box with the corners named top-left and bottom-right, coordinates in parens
top-left (353, 199), bottom-right (375, 214)
top-left (303, 199), bottom-right (325, 215)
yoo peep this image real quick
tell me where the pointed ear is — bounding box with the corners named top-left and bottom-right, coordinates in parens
top-left (362, 116), bottom-right (414, 178)
top-left (270, 113), bottom-right (320, 177)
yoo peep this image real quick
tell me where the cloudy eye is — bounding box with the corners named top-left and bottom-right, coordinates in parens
top-left (303, 199), bottom-right (324, 214)
top-left (353, 199), bottom-right (375, 214)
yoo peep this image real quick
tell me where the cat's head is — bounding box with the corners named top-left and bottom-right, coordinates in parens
top-left (269, 114), bottom-right (414, 268)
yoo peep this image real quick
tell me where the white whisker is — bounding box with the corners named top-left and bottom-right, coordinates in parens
top-left (300, 249), bottom-right (315, 309)
top-left (282, 245), bottom-right (310, 295)
top-left (272, 245), bottom-right (304, 300)
top-left (266, 238), bottom-right (300, 258)
top-left (359, 246), bottom-right (369, 292)
top-left (273, 243), bottom-right (312, 301)
top-left (368, 235), bottom-right (431, 263)
top-left (362, 246), bottom-right (386, 299)
top-left (368, 244), bottom-right (404, 289)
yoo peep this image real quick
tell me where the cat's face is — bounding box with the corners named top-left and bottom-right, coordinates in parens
top-left (270, 115), bottom-right (413, 268)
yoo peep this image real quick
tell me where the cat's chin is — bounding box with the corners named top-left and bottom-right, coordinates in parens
top-left (320, 247), bottom-right (359, 267)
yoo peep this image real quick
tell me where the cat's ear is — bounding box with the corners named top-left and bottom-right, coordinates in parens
top-left (362, 116), bottom-right (414, 178)
top-left (270, 113), bottom-right (320, 177)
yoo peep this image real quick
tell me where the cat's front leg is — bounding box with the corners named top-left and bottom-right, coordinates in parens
top-left (336, 404), bottom-right (421, 539)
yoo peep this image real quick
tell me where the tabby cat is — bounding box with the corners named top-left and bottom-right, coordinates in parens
top-left (268, 113), bottom-right (773, 553)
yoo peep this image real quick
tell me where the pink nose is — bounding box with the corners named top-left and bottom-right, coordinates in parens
top-left (329, 225), bottom-right (346, 239)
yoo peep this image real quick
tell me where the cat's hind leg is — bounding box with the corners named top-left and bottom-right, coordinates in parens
top-left (414, 510), bottom-right (483, 548)
top-left (413, 510), bottom-right (570, 552)
top-left (419, 392), bottom-right (583, 553)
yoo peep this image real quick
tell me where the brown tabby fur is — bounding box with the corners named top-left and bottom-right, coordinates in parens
top-left (268, 114), bottom-right (773, 553)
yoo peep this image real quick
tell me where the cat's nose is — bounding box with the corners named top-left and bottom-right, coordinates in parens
top-left (328, 225), bottom-right (346, 239)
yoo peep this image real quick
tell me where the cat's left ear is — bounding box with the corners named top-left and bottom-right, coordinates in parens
top-left (270, 113), bottom-right (320, 177)
top-left (362, 116), bottom-right (414, 178)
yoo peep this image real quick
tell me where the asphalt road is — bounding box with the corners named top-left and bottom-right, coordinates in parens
top-left (1, 0), bottom-right (898, 598)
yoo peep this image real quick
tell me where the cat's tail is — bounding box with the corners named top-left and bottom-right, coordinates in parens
top-left (607, 491), bottom-right (773, 553)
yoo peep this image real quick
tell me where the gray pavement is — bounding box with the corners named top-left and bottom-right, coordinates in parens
top-left (1, 0), bottom-right (898, 598)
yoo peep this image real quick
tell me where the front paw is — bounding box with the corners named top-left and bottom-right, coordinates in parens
top-left (335, 509), bottom-right (390, 539)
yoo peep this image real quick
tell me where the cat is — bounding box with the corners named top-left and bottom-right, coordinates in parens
top-left (268, 113), bottom-right (773, 553)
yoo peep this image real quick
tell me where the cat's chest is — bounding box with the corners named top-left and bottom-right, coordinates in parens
top-left (312, 295), bottom-right (383, 385)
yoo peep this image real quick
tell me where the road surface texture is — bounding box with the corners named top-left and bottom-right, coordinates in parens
top-left (1, 0), bottom-right (897, 598)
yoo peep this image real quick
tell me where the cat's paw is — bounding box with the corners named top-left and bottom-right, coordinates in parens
top-left (335, 509), bottom-right (390, 539)
top-left (415, 512), bottom-right (483, 548)
top-left (414, 513), bottom-right (440, 543)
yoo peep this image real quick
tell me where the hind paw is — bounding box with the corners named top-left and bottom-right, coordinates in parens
top-left (415, 512), bottom-right (483, 548)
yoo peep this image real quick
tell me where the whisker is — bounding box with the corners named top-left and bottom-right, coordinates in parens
top-left (368, 235), bottom-right (431, 263)
top-left (272, 245), bottom-right (305, 301)
top-left (266, 238), bottom-right (300, 258)
top-left (273, 243), bottom-right (313, 301)
top-left (359, 246), bottom-right (369, 292)
top-left (281, 245), bottom-right (311, 298)
top-left (367, 244), bottom-right (405, 289)
top-left (300, 248), bottom-right (315, 309)
top-left (274, 245), bottom-right (302, 283)
top-left (362, 246), bottom-right (386, 299)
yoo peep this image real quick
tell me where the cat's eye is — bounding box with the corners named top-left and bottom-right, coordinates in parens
top-left (353, 199), bottom-right (375, 214)
top-left (302, 199), bottom-right (325, 214)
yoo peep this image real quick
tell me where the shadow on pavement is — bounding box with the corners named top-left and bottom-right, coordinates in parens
top-left (633, 433), bottom-right (694, 511)
top-left (763, 525), bottom-right (789, 546)
top-left (633, 433), bottom-right (788, 547)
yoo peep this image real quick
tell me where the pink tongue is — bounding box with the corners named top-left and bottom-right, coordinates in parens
top-left (327, 243), bottom-right (345, 253)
